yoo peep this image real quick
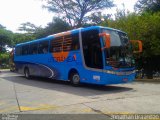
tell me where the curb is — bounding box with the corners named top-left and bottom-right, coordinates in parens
top-left (0, 69), bottom-right (10, 72)
top-left (135, 78), bottom-right (160, 82)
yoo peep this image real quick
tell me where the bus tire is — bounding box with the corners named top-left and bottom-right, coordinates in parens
top-left (24, 68), bottom-right (30, 79)
top-left (70, 72), bottom-right (80, 86)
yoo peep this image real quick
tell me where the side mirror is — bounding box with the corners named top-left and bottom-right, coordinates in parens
top-left (99, 33), bottom-right (111, 49)
top-left (130, 40), bottom-right (142, 53)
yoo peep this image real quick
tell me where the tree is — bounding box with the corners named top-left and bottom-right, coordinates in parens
top-left (0, 24), bottom-right (6, 29)
top-left (18, 22), bottom-right (42, 34)
top-left (0, 53), bottom-right (10, 68)
top-left (86, 12), bottom-right (112, 25)
top-left (12, 33), bottom-right (36, 45)
top-left (114, 3), bottom-right (130, 20)
top-left (0, 27), bottom-right (13, 53)
top-left (35, 17), bottom-right (71, 38)
top-left (135, 0), bottom-right (160, 13)
top-left (16, 22), bottom-right (43, 43)
top-left (43, 0), bottom-right (114, 27)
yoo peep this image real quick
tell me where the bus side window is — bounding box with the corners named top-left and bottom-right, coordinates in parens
top-left (50, 34), bottom-right (79, 53)
top-left (71, 33), bottom-right (79, 51)
top-left (50, 37), bottom-right (63, 53)
top-left (15, 46), bottom-right (22, 56)
top-left (38, 41), bottom-right (49, 54)
top-left (63, 33), bottom-right (79, 52)
top-left (63, 35), bottom-right (72, 51)
top-left (29, 43), bottom-right (38, 55)
top-left (22, 45), bottom-right (29, 55)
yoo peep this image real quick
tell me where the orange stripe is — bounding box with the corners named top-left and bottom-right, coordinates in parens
top-left (52, 52), bottom-right (69, 62)
top-left (54, 31), bottom-right (71, 38)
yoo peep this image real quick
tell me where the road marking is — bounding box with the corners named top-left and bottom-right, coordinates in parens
top-left (0, 106), bottom-right (18, 113)
top-left (20, 104), bottom-right (59, 111)
top-left (104, 111), bottom-right (134, 115)
top-left (81, 108), bottom-right (93, 113)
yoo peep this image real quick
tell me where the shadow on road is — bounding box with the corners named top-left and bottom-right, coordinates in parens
top-left (1, 71), bottom-right (133, 97)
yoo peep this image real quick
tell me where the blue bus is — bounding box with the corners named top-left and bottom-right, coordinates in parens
top-left (14, 26), bottom-right (142, 86)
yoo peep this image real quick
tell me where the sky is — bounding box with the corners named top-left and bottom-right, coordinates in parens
top-left (0, 0), bottom-right (138, 32)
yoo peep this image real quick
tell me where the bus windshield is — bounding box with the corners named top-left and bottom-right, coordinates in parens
top-left (102, 29), bottom-right (134, 68)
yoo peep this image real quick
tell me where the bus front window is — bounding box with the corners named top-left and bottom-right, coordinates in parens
top-left (102, 29), bottom-right (134, 68)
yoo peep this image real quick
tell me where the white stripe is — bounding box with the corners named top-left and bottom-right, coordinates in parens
top-left (36, 63), bottom-right (55, 78)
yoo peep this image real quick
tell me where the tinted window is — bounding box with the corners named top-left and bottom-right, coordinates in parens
top-left (29, 43), bottom-right (38, 54)
top-left (82, 29), bottom-right (103, 69)
top-left (15, 46), bottom-right (21, 56)
top-left (50, 37), bottom-right (63, 53)
top-left (63, 35), bottom-right (72, 52)
top-left (103, 29), bottom-right (121, 46)
top-left (50, 33), bottom-right (79, 53)
top-left (71, 33), bottom-right (79, 50)
top-left (22, 45), bottom-right (29, 55)
top-left (38, 41), bottom-right (49, 54)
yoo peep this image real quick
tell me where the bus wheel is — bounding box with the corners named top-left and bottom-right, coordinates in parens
top-left (70, 72), bottom-right (80, 86)
top-left (24, 68), bottom-right (30, 79)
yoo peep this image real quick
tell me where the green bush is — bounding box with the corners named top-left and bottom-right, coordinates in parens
top-left (0, 53), bottom-right (10, 69)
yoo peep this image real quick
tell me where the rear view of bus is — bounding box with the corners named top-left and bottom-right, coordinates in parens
top-left (14, 26), bottom-right (142, 86)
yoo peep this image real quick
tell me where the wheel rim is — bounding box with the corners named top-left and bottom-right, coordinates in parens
top-left (72, 74), bottom-right (80, 84)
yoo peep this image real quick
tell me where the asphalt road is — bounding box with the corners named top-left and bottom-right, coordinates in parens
top-left (0, 70), bottom-right (160, 117)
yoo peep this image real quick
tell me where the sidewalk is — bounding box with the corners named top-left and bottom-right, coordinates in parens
top-left (0, 69), bottom-right (10, 71)
top-left (136, 78), bottom-right (160, 82)
top-left (0, 69), bottom-right (10, 75)
top-left (0, 69), bottom-right (10, 73)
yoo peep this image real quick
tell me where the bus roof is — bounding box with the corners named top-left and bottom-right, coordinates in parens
top-left (16, 26), bottom-right (126, 47)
